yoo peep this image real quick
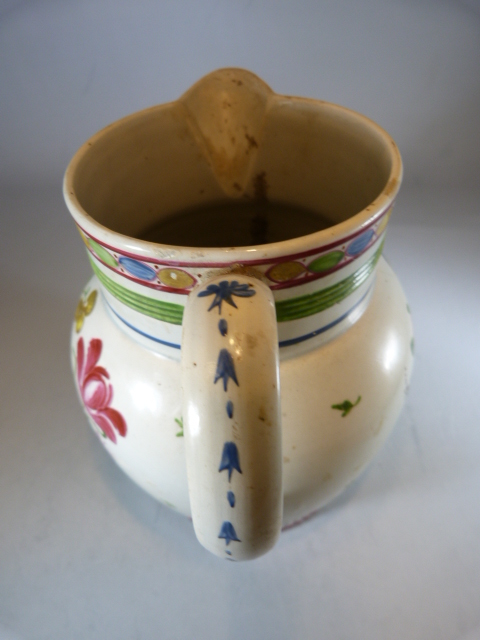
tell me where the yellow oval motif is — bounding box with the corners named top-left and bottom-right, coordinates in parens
top-left (75, 289), bottom-right (98, 333)
top-left (376, 209), bottom-right (392, 237)
top-left (158, 268), bottom-right (195, 289)
top-left (267, 261), bottom-right (306, 282)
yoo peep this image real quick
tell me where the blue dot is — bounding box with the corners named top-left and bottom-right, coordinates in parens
top-left (218, 318), bottom-right (228, 336)
top-left (227, 491), bottom-right (235, 507)
top-left (226, 401), bottom-right (234, 418)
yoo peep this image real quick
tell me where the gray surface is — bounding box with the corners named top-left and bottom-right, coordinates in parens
top-left (1, 2), bottom-right (480, 639)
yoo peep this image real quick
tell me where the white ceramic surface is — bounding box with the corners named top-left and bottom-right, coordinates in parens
top-left (4, 1), bottom-right (480, 636)
top-left (64, 68), bottom-right (413, 560)
top-left (70, 252), bottom-right (413, 551)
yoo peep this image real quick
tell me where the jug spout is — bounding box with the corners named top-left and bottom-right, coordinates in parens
top-left (179, 68), bottom-right (273, 197)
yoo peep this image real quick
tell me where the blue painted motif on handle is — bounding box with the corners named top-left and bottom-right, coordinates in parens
top-left (197, 280), bottom-right (255, 552)
top-left (198, 280), bottom-right (256, 314)
top-left (218, 318), bottom-right (228, 336)
top-left (214, 349), bottom-right (239, 391)
top-left (219, 442), bottom-right (242, 480)
top-left (218, 521), bottom-right (241, 545)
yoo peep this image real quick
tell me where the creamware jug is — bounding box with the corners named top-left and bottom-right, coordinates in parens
top-left (64, 68), bottom-right (413, 561)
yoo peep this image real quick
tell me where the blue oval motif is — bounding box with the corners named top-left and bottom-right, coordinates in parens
top-left (118, 256), bottom-right (156, 280)
top-left (346, 229), bottom-right (375, 257)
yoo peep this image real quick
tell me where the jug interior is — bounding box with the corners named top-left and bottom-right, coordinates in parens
top-left (140, 200), bottom-right (331, 247)
top-left (70, 98), bottom-right (394, 248)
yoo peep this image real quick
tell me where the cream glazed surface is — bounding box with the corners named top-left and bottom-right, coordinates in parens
top-left (65, 68), bottom-right (412, 560)
top-left (71, 255), bottom-right (413, 530)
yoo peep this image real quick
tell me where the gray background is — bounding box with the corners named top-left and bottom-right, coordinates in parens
top-left (1, 1), bottom-right (479, 639)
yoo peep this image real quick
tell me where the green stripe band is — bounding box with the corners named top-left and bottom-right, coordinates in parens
top-left (275, 241), bottom-right (383, 322)
top-left (89, 257), bottom-right (185, 325)
top-left (89, 241), bottom-right (383, 326)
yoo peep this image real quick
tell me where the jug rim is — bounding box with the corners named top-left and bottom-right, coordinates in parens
top-left (63, 77), bottom-right (402, 267)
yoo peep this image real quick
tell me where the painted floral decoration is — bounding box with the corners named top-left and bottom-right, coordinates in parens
top-left (75, 289), bottom-right (97, 333)
top-left (76, 337), bottom-right (127, 443)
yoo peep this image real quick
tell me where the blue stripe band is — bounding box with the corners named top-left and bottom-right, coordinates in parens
top-left (278, 285), bottom-right (372, 347)
top-left (106, 301), bottom-right (182, 349)
top-left (106, 284), bottom-right (372, 351)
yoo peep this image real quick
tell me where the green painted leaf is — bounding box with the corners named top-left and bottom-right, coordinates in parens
top-left (175, 416), bottom-right (184, 437)
top-left (332, 395), bottom-right (361, 417)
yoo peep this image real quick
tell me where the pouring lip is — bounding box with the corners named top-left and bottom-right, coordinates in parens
top-left (63, 92), bottom-right (402, 267)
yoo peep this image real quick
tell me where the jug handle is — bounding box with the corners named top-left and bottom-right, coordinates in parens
top-left (181, 274), bottom-right (283, 560)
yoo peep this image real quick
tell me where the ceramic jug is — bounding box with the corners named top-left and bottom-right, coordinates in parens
top-left (64, 68), bottom-right (413, 561)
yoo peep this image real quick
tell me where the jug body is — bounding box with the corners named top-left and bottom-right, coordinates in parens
top-left (65, 68), bottom-right (413, 558)
top-left (71, 255), bottom-right (412, 526)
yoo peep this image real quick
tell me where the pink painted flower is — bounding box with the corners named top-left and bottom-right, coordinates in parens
top-left (76, 337), bottom-right (127, 443)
